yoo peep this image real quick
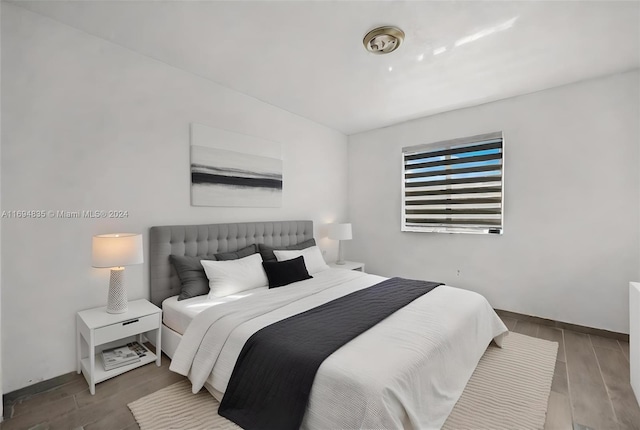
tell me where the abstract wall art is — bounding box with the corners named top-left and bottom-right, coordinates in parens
top-left (190, 124), bottom-right (283, 207)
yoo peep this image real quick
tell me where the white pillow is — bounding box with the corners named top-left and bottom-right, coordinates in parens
top-left (273, 246), bottom-right (330, 275)
top-left (201, 253), bottom-right (268, 298)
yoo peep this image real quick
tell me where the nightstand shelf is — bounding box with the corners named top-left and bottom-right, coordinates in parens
top-left (80, 342), bottom-right (157, 385)
top-left (76, 299), bottom-right (161, 394)
top-left (329, 261), bottom-right (365, 272)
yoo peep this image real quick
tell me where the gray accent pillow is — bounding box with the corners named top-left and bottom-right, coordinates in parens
top-left (169, 254), bottom-right (217, 301)
top-left (215, 244), bottom-right (258, 261)
top-left (258, 239), bottom-right (316, 262)
top-left (171, 244), bottom-right (258, 300)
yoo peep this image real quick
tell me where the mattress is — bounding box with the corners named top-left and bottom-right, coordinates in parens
top-left (161, 287), bottom-right (267, 334)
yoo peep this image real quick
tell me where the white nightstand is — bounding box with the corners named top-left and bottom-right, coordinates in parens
top-left (76, 299), bottom-right (161, 395)
top-left (329, 261), bottom-right (365, 272)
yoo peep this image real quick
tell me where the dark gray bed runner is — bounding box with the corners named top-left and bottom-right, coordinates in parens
top-left (218, 277), bottom-right (442, 430)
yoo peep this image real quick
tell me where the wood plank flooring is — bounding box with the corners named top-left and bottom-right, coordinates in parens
top-left (1, 316), bottom-right (638, 430)
top-left (0, 346), bottom-right (183, 430)
top-left (503, 312), bottom-right (640, 430)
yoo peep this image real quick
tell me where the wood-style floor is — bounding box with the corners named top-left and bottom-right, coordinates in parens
top-left (1, 315), bottom-right (639, 430)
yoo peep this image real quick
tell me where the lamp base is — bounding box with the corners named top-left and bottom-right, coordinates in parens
top-left (107, 267), bottom-right (128, 314)
top-left (336, 240), bottom-right (346, 266)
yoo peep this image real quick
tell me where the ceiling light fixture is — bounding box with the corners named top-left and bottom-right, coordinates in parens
top-left (363, 26), bottom-right (405, 55)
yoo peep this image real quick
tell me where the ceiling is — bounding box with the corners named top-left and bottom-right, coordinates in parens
top-left (13, 1), bottom-right (640, 135)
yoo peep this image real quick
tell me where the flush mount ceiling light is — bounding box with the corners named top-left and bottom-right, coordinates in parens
top-left (363, 26), bottom-right (405, 55)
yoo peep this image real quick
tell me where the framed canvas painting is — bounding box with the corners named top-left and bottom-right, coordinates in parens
top-left (190, 124), bottom-right (283, 207)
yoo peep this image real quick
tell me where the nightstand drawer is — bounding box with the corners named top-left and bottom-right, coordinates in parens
top-left (94, 313), bottom-right (158, 345)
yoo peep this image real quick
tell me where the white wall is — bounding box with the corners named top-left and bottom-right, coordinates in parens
top-left (1, 4), bottom-right (348, 393)
top-left (348, 70), bottom-right (640, 334)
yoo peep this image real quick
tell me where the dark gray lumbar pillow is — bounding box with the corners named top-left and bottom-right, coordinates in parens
top-left (170, 254), bottom-right (217, 301)
top-left (258, 239), bottom-right (316, 262)
top-left (262, 256), bottom-right (312, 288)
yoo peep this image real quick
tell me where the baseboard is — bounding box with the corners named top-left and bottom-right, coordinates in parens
top-left (495, 309), bottom-right (629, 342)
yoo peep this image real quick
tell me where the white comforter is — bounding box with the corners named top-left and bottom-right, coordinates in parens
top-left (171, 269), bottom-right (508, 430)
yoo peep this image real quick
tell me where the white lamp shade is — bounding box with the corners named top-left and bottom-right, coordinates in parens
top-left (92, 233), bottom-right (143, 268)
top-left (328, 223), bottom-right (353, 241)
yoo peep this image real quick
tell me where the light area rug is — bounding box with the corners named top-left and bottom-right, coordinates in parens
top-left (129, 332), bottom-right (557, 430)
top-left (441, 332), bottom-right (557, 430)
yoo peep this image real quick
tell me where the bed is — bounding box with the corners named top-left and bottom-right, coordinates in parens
top-left (150, 220), bottom-right (508, 430)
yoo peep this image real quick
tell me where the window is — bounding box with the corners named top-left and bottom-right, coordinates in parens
top-left (402, 132), bottom-right (504, 234)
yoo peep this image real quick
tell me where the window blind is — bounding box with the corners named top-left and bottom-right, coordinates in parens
top-left (402, 132), bottom-right (504, 234)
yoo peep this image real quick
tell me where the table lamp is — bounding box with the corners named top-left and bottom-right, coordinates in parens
top-left (92, 233), bottom-right (143, 314)
top-left (328, 223), bottom-right (352, 265)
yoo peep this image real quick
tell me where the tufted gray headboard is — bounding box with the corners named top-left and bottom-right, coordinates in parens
top-left (149, 220), bottom-right (314, 306)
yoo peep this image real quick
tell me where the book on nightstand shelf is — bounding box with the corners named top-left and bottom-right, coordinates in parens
top-left (127, 341), bottom-right (148, 358)
top-left (102, 342), bottom-right (146, 371)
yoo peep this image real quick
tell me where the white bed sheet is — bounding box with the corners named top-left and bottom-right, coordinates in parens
top-left (161, 287), bottom-right (267, 334)
top-left (171, 269), bottom-right (508, 430)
